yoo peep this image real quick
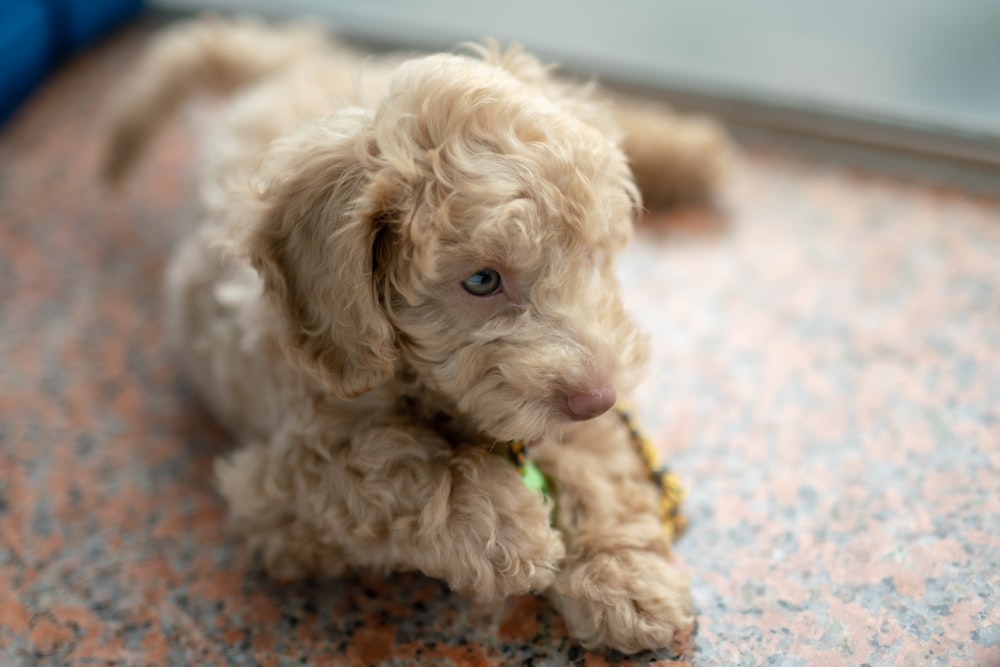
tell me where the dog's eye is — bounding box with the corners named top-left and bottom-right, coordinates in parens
top-left (461, 269), bottom-right (502, 296)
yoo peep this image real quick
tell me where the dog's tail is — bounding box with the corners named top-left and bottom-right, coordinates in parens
top-left (103, 17), bottom-right (326, 183)
top-left (614, 99), bottom-right (732, 210)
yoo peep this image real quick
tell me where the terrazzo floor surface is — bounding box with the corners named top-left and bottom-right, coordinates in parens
top-left (1, 17), bottom-right (998, 667)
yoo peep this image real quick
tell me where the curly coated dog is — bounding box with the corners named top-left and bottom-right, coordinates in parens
top-left (105, 17), bottom-right (729, 653)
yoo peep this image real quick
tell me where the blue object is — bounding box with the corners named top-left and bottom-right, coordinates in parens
top-left (57, 0), bottom-right (145, 53)
top-left (0, 0), bottom-right (53, 124)
top-left (0, 0), bottom-right (143, 123)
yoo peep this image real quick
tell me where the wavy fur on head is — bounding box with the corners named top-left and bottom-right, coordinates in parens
top-left (106, 17), bottom-right (730, 654)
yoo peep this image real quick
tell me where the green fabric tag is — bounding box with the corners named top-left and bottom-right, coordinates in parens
top-left (520, 460), bottom-right (550, 497)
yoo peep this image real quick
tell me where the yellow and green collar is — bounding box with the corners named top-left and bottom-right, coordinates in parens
top-left (503, 408), bottom-right (688, 541)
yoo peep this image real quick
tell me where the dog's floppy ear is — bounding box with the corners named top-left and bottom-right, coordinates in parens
top-left (238, 111), bottom-right (398, 398)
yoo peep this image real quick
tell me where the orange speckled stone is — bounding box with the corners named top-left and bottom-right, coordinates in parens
top-left (1, 14), bottom-right (998, 667)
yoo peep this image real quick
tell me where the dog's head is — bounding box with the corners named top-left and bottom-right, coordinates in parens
top-left (239, 50), bottom-right (648, 442)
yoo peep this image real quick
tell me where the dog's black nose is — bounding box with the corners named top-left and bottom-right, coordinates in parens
top-left (564, 387), bottom-right (617, 421)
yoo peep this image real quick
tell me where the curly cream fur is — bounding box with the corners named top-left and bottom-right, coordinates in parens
top-left (106, 18), bottom-right (730, 653)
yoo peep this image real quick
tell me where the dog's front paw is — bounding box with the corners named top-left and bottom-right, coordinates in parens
top-left (432, 453), bottom-right (565, 603)
top-left (444, 498), bottom-right (564, 604)
top-left (549, 549), bottom-right (694, 654)
top-left (480, 507), bottom-right (565, 601)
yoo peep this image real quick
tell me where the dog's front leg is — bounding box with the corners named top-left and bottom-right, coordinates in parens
top-left (533, 411), bottom-right (694, 653)
top-left (215, 419), bottom-right (564, 602)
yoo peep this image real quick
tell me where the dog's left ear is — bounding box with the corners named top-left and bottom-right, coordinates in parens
top-left (236, 112), bottom-right (400, 398)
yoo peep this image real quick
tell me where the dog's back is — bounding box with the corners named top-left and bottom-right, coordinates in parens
top-left (101, 19), bottom-right (360, 438)
top-left (103, 17), bottom-right (334, 183)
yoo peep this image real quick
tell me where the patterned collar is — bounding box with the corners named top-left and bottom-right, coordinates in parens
top-left (503, 408), bottom-right (688, 541)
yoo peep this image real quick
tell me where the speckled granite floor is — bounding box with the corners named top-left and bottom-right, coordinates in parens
top-left (1, 17), bottom-right (998, 667)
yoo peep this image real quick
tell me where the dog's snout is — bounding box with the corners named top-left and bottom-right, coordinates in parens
top-left (564, 386), bottom-right (617, 421)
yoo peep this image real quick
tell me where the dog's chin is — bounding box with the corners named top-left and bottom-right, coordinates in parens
top-left (457, 386), bottom-right (604, 445)
top-left (473, 405), bottom-right (573, 447)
